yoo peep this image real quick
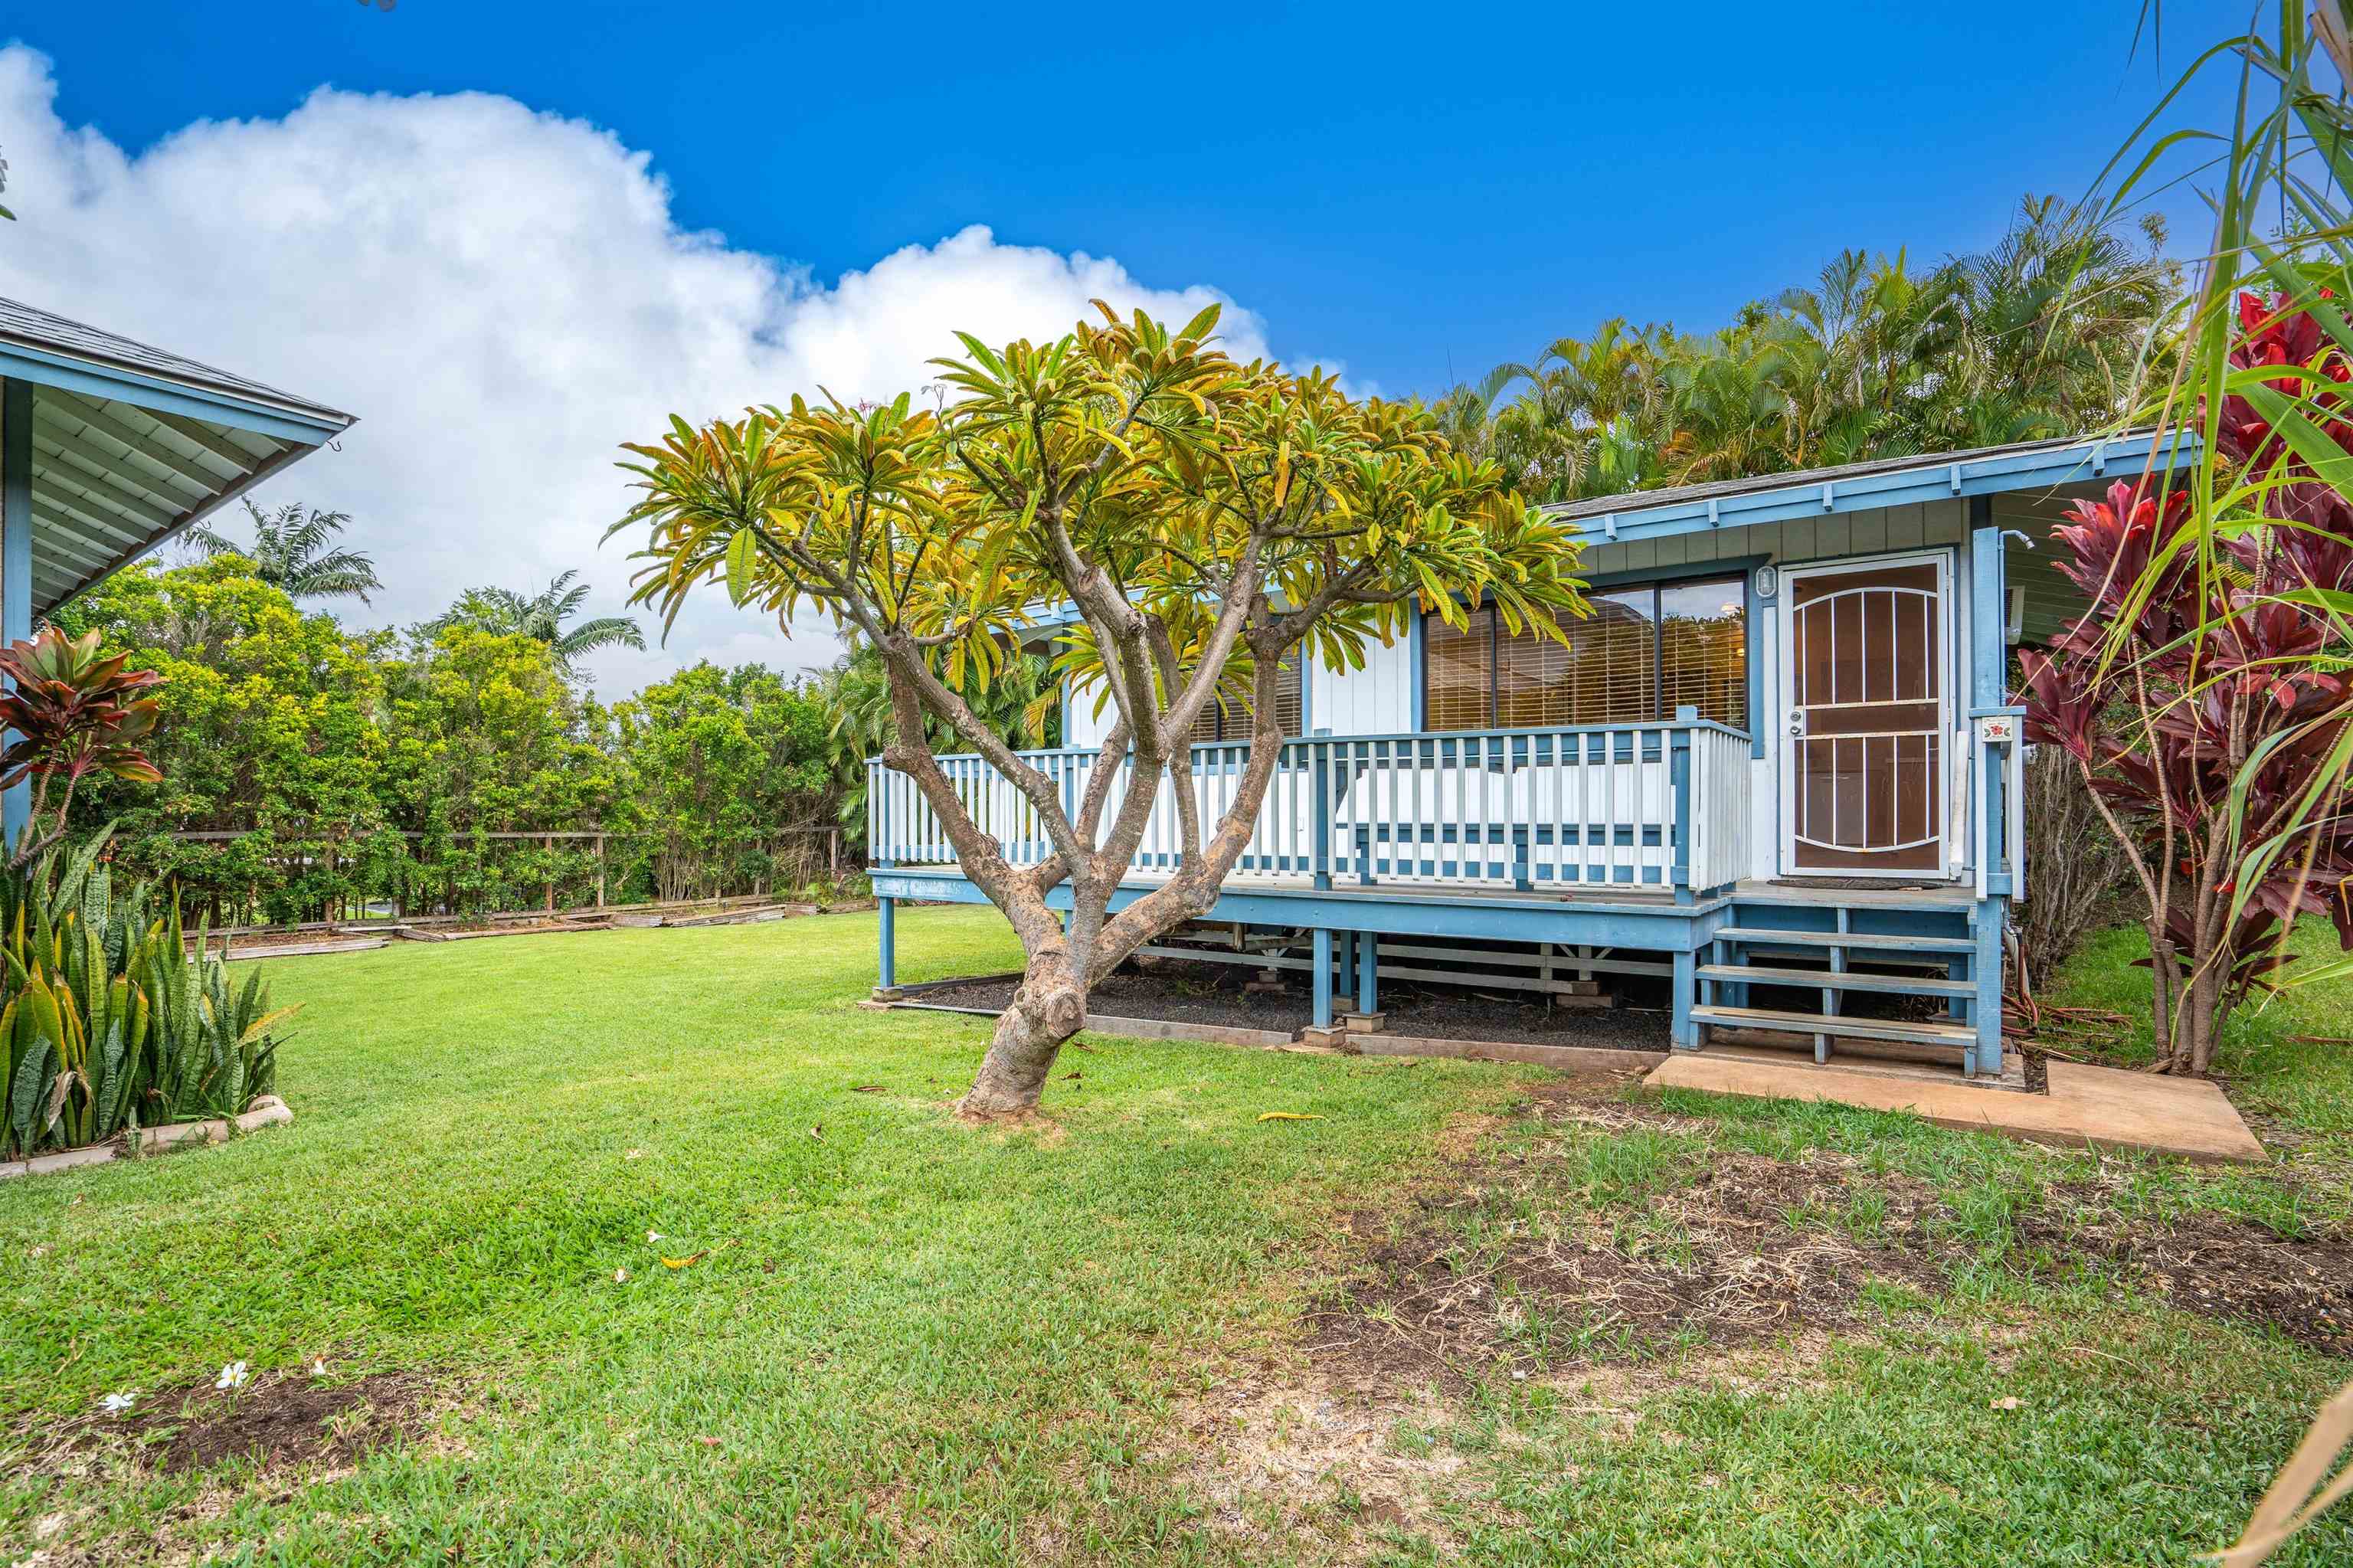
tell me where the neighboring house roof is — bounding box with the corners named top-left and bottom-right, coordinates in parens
top-left (0, 296), bottom-right (356, 617)
top-left (1542, 430), bottom-right (2196, 545)
top-left (0, 298), bottom-right (353, 430)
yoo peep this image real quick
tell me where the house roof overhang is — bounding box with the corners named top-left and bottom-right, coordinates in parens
top-left (1540, 430), bottom-right (2200, 547)
top-left (0, 296), bottom-right (356, 617)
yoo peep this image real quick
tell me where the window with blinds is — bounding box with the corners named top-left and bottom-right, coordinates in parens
top-left (1422, 576), bottom-right (1746, 731)
top-left (1188, 653), bottom-right (1302, 745)
top-left (1422, 612), bottom-right (1492, 732)
top-left (1657, 579), bottom-right (1748, 727)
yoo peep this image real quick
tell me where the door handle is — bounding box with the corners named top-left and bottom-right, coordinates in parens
top-left (1787, 709), bottom-right (1805, 738)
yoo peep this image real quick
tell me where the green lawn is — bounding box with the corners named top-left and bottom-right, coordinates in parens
top-left (0, 905), bottom-right (2346, 1564)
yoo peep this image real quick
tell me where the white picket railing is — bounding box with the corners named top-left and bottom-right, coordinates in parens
top-left (869, 715), bottom-right (1753, 899)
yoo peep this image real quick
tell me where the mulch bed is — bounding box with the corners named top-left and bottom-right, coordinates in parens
top-left (51, 1369), bottom-right (439, 1475)
top-left (918, 967), bottom-right (1672, 1054)
top-left (1304, 1079), bottom-right (2353, 1390)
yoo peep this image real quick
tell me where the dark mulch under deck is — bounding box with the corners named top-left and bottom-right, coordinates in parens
top-left (918, 969), bottom-right (1674, 1055)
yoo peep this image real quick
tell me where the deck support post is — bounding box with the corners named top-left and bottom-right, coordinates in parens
top-left (1969, 909), bottom-right (2003, 1078)
top-left (875, 895), bottom-right (898, 999)
top-left (1311, 927), bottom-right (1334, 1030)
top-left (1671, 948), bottom-right (1697, 1049)
top-left (1669, 707), bottom-right (1696, 905)
top-left (1968, 499), bottom-right (2008, 1079)
top-left (0, 378), bottom-right (30, 856)
top-left (1355, 931), bottom-right (1379, 1016)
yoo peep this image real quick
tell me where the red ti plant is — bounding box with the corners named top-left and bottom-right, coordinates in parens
top-left (2021, 295), bottom-right (2353, 1075)
top-left (0, 627), bottom-right (165, 870)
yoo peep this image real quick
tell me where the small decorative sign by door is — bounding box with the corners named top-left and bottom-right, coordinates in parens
top-left (1778, 554), bottom-right (1952, 876)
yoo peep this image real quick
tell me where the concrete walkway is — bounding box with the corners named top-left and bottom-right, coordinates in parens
top-left (1645, 1053), bottom-right (2267, 1164)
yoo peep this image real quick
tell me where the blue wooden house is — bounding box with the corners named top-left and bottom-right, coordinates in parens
top-left (867, 432), bottom-right (2188, 1083)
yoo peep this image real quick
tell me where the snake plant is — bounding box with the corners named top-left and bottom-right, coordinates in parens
top-left (0, 827), bottom-right (297, 1158)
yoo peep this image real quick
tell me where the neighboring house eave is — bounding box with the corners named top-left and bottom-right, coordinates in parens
top-left (0, 296), bottom-right (357, 618)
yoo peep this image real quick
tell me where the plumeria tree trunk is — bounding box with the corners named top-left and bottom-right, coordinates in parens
top-left (615, 305), bottom-right (1586, 1118)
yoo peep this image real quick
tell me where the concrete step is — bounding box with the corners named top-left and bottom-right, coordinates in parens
top-left (1689, 1003), bottom-right (1978, 1049)
top-left (1714, 925), bottom-right (1975, 954)
top-left (1696, 963), bottom-right (1973, 997)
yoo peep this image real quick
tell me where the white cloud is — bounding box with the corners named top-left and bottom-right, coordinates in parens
top-left (0, 46), bottom-right (1297, 696)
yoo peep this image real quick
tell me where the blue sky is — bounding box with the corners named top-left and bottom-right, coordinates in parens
top-left (28, 1), bottom-right (2240, 398)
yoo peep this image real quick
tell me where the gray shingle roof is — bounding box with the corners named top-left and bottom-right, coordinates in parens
top-left (1539, 434), bottom-right (2124, 523)
top-left (0, 296), bottom-right (352, 427)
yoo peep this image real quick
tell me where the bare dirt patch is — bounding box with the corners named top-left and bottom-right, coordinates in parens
top-left (1303, 1080), bottom-right (2353, 1391)
top-left (1156, 1373), bottom-right (1473, 1561)
top-left (2018, 1191), bottom-right (2353, 1353)
top-left (48, 1368), bottom-right (441, 1476)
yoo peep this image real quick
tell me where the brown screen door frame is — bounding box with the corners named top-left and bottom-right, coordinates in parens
top-left (1775, 549), bottom-right (1957, 879)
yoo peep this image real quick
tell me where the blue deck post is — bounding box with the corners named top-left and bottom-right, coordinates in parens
top-left (1671, 947), bottom-right (1697, 1048)
top-left (0, 378), bottom-right (30, 855)
top-left (1311, 927), bottom-right (1334, 1029)
top-left (1971, 908), bottom-right (2002, 1077)
top-left (1968, 499), bottom-right (2008, 1078)
top-left (1356, 931), bottom-right (1379, 1016)
top-left (1670, 705), bottom-right (1696, 905)
top-left (876, 895), bottom-right (898, 995)
top-left (1336, 930), bottom-right (1355, 1011)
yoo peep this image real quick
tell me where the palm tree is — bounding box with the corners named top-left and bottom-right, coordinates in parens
top-left (1447, 197), bottom-right (2176, 508)
top-left (1915, 197), bottom-right (2178, 453)
top-left (427, 570), bottom-right (646, 670)
top-left (185, 499), bottom-right (383, 604)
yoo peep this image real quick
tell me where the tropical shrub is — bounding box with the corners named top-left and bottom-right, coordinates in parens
top-left (0, 626), bottom-right (165, 868)
top-left (2019, 462), bottom-right (2353, 1076)
top-left (0, 830), bottom-right (296, 1158)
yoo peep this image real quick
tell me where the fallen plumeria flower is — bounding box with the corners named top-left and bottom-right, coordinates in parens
top-left (310, 1358), bottom-right (329, 1377)
top-left (215, 1362), bottom-right (250, 1391)
top-left (100, 1392), bottom-right (136, 1414)
top-left (646, 1231), bottom-right (664, 1243)
top-left (614, 1267), bottom-right (630, 1284)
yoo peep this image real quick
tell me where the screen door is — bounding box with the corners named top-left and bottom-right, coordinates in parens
top-left (1778, 554), bottom-right (1952, 876)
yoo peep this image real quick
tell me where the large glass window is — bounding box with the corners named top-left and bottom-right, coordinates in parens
top-left (1423, 576), bottom-right (1746, 731)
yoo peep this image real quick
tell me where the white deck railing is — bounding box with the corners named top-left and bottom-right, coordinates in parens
top-left (869, 716), bottom-right (1752, 899)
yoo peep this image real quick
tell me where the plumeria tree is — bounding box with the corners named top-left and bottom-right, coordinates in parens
top-left (614, 305), bottom-right (1586, 1118)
